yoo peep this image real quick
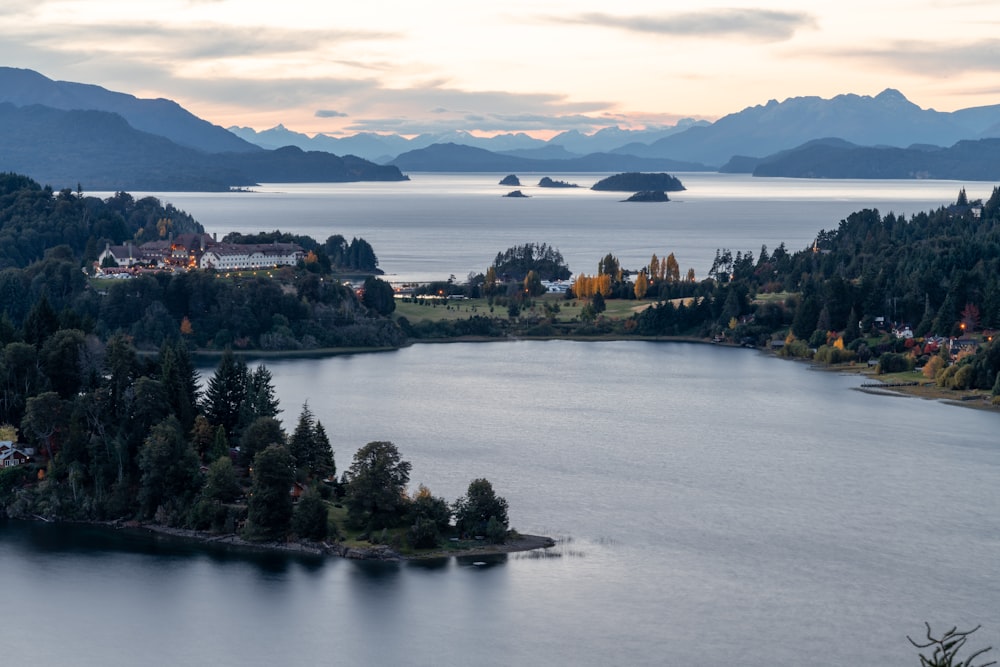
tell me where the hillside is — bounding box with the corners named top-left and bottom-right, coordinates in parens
top-left (613, 89), bottom-right (1000, 167)
top-left (389, 143), bottom-right (710, 173)
top-left (0, 104), bottom-right (406, 191)
top-left (745, 137), bottom-right (1000, 180)
top-left (0, 66), bottom-right (257, 154)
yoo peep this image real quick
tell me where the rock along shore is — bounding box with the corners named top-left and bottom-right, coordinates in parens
top-left (121, 521), bottom-right (555, 561)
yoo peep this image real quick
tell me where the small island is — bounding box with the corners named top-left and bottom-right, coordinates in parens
top-left (499, 174), bottom-right (521, 186)
top-left (503, 190), bottom-right (530, 198)
top-left (623, 190), bottom-right (670, 202)
top-left (538, 176), bottom-right (579, 188)
top-left (592, 172), bottom-right (685, 192)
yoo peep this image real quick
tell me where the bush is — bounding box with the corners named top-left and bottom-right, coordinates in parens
top-left (292, 489), bottom-right (329, 540)
top-left (876, 352), bottom-right (914, 374)
top-left (408, 517), bottom-right (440, 549)
top-left (814, 344), bottom-right (856, 365)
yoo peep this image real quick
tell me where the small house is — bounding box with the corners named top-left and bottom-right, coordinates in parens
top-left (0, 441), bottom-right (31, 468)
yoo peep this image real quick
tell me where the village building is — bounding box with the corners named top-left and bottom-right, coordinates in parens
top-left (198, 242), bottom-right (304, 271)
top-left (96, 233), bottom-right (303, 274)
top-left (0, 441), bottom-right (31, 468)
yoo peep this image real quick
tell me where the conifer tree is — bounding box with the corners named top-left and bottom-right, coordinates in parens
top-left (203, 349), bottom-right (248, 438)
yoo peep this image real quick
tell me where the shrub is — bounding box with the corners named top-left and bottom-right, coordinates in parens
top-left (292, 489), bottom-right (329, 540)
top-left (876, 352), bottom-right (914, 374)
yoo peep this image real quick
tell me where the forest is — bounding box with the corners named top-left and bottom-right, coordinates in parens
top-left (0, 342), bottom-right (511, 551)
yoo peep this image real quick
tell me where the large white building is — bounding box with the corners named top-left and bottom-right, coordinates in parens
top-left (199, 243), bottom-right (304, 271)
top-left (96, 235), bottom-right (304, 273)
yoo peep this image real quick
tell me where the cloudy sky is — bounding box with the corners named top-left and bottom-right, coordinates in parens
top-left (1, 0), bottom-right (999, 137)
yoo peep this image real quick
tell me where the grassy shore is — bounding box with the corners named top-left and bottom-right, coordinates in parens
top-left (816, 363), bottom-right (999, 411)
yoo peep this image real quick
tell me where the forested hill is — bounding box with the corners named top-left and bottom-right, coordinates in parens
top-left (735, 137), bottom-right (1000, 180)
top-left (0, 173), bottom-right (203, 268)
top-left (0, 173), bottom-right (401, 356)
top-left (0, 104), bottom-right (407, 191)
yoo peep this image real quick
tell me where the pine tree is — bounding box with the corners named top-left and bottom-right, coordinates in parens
top-left (203, 349), bottom-right (248, 438)
top-left (289, 402), bottom-right (317, 469)
top-left (313, 421), bottom-right (335, 480)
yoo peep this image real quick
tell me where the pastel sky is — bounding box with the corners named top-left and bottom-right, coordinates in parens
top-left (2, 0), bottom-right (999, 137)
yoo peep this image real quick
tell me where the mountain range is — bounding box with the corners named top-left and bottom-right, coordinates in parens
top-left (2, 66), bottom-right (1000, 184)
top-left (0, 67), bottom-right (405, 191)
top-left (229, 89), bottom-right (1000, 172)
top-left (721, 136), bottom-right (1000, 180)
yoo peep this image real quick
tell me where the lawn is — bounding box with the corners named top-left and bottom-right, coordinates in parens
top-left (393, 294), bottom-right (656, 324)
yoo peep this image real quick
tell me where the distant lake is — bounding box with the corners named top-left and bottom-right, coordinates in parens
top-left (119, 172), bottom-right (982, 283)
top-left (4, 341), bottom-right (999, 666)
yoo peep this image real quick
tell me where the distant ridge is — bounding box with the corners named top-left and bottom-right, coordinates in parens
top-left (741, 137), bottom-right (1000, 180)
top-left (0, 66), bottom-right (257, 153)
top-left (611, 89), bottom-right (1000, 167)
top-left (389, 143), bottom-right (711, 173)
top-left (0, 103), bottom-right (406, 191)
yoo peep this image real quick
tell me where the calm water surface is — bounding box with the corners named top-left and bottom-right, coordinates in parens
top-left (116, 172), bottom-right (985, 283)
top-left (3, 342), bottom-right (998, 666)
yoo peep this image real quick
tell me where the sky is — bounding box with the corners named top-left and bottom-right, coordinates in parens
top-left (1, 0), bottom-right (999, 138)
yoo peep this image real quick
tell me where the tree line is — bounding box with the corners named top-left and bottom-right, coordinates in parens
top-left (1, 342), bottom-right (512, 550)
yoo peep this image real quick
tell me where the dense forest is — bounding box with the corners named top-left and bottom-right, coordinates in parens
top-left (0, 173), bottom-right (401, 355)
top-left (0, 343), bottom-right (511, 550)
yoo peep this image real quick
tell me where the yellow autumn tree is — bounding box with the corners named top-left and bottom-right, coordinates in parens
top-left (596, 274), bottom-right (612, 296)
top-left (180, 316), bottom-right (193, 336)
top-left (0, 424), bottom-right (17, 441)
top-left (665, 253), bottom-right (680, 283)
top-left (634, 270), bottom-right (649, 299)
top-left (648, 254), bottom-right (660, 283)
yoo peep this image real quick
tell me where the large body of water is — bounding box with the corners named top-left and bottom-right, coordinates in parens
top-left (121, 172), bottom-right (984, 283)
top-left (3, 342), bottom-right (999, 666)
top-left (5, 176), bottom-right (999, 665)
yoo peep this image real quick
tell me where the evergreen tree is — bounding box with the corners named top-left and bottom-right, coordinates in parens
top-left (22, 294), bottom-right (60, 347)
top-left (312, 421), bottom-right (335, 480)
top-left (453, 478), bottom-right (509, 541)
top-left (137, 416), bottom-right (201, 521)
top-left (289, 402), bottom-right (316, 468)
top-left (343, 441), bottom-right (411, 530)
top-left (239, 416), bottom-right (284, 467)
top-left (246, 444), bottom-right (295, 541)
top-left (203, 349), bottom-right (248, 438)
top-left (246, 364), bottom-right (280, 420)
top-left (159, 341), bottom-right (199, 432)
top-left (288, 403), bottom-right (335, 479)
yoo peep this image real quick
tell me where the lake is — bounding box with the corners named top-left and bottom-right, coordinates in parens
top-left (3, 341), bottom-right (999, 666)
top-left (119, 172), bottom-right (984, 283)
top-left (8, 174), bottom-right (1000, 665)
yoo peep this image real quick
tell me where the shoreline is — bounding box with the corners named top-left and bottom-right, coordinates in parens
top-left (184, 335), bottom-right (999, 414)
top-left (121, 521), bottom-right (556, 562)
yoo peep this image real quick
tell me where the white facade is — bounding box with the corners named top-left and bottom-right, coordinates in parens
top-left (199, 243), bottom-right (304, 271)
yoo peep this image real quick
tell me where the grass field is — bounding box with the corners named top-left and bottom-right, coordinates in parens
top-left (393, 294), bottom-right (656, 324)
